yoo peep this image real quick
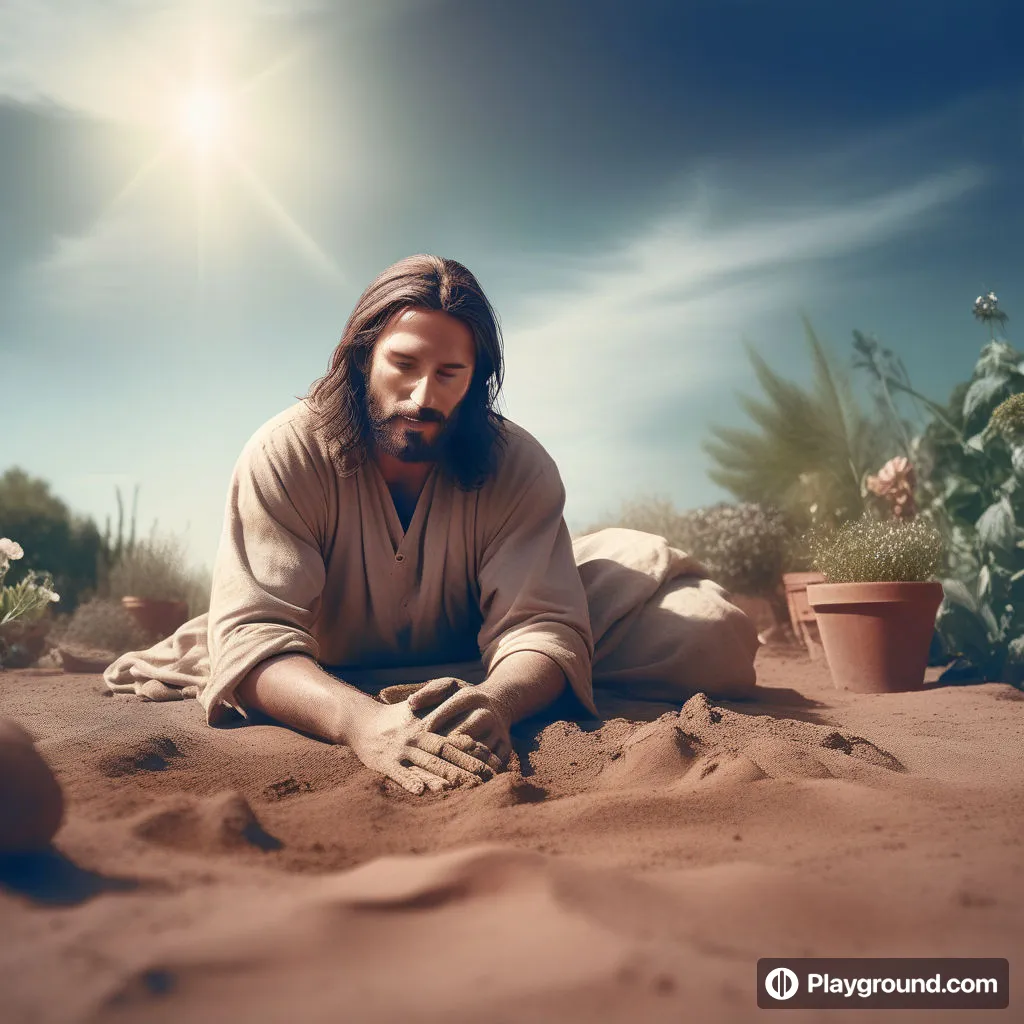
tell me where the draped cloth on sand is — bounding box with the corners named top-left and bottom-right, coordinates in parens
top-left (103, 402), bottom-right (760, 723)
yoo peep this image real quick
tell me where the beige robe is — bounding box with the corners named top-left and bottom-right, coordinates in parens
top-left (104, 402), bottom-right (760, 722)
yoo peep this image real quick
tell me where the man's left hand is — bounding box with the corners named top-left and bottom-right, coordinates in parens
top-left (407, 678), bottom-right (513, 770)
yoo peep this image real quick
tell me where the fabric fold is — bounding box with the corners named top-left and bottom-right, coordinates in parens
top-left (102, 402), bottom-right (760, 723)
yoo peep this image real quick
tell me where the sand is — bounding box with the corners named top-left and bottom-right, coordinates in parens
top-left (0, 646), bottom-right (1021, 1023)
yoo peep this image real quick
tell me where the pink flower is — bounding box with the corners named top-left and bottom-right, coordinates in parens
top-left (866, 457), bottom-right (917, 519)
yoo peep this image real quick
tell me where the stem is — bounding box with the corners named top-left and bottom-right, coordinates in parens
top-left (0, 587), bottom-right (45, 626)
top-left (883, 377), bottom-right (964, 442)
top-left (879, 373), bottom-right (914, 456)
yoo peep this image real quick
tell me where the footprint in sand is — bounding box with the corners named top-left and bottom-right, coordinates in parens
top-left (130, 790), bottom-right (282, 853)
top-left (596, 694), bottom-right (905, 791)
top-left (98, 736), bottom-right (185, 777)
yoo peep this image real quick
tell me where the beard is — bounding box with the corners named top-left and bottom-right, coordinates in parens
top-left (365, 387), bottom-right (459, 464)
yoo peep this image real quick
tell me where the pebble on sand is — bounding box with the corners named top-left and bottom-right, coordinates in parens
top-left (0, 717), bottom-right (64, 852)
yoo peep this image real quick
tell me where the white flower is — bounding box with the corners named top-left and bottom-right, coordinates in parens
top-left (0, 538), bottom-right (24, 560)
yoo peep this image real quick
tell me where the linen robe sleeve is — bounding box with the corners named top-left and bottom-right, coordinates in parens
top-left (476, 453), bottom-right (597, 717)
top-left (200, 427), bottom-right (328, 724)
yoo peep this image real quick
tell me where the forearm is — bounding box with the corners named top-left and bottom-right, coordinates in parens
top-left (234, 653), bottom-right (379, 745)
top-left (476, 650), bottom-right (567, 728)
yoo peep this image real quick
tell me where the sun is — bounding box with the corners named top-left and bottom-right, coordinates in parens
top-left (177, 86), bottom-right (231, 156)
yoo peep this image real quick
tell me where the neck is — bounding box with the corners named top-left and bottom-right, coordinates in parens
top-left (371, 448), bottom-right (436, 493)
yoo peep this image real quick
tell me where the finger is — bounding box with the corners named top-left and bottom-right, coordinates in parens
top-left (449, 708), bottom-right (492, 739)
top-left (421, 688), bottom-right (482, 733)
top-left (404, 745), bottom-right (482, 787)
top-left (489, 736), bottom-right (513, 767)
top-left (407, 677), bottom-right (462, 712)
top-left (406, 764), bottom-right (449, 794)
top-left (384, 764), bottom-right (428, 795)
top-left (415, 732), bottom-right (494, 779)
top-left (378, 683), bottom-right (423, 705)
top-left (446, 732), bottom-right (504, 773)
top-left (446, 731), bottom-right (504, 773)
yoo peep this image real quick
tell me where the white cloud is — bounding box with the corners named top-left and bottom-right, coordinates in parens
top-left (496, 163), bottom-right (986, 524)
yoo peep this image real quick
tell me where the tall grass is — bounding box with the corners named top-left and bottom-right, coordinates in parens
top-left (106, 525), bottom-right (211, 618)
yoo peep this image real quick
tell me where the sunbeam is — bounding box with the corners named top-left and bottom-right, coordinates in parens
top-left (95, 141), bottom-right (179, 221)
top-left (228, 155), bottom-right (346, 285)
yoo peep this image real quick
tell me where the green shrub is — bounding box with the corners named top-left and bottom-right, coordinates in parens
top-left (582, 495), bottom-right (796, 603)
top-left (809, 515), bottom-right (944, 583)
top-left (0, 468), bottom-right (104, 615)
top-left (56, 598), bottom-right (151, 656)
top-left (672, 502), bottom-right (794, 596)
top-left (106, 527), bottom-right (210, 616)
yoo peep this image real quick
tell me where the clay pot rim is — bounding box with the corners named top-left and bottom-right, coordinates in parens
top-left (808, 580), bottom-right (944, 608)
top-left (782, 571), bottom-right (826, 584)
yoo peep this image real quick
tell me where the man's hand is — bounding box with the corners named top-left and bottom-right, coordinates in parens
top-left (409, 678), bottom-right (514, 769)
top-left (347, 695), bottom-right (500, 796)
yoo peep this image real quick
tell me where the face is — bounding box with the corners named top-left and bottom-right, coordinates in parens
top-left (364, 307), bottom-right (477, 464)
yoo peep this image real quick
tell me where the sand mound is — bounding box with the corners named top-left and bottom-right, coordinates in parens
top-left (591, 694), bottom-right (905, 792)
top-left (130, 791), bottom-right (282, 854)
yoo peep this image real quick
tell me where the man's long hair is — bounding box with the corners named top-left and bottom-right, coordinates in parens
top-left (302, 255), bottom-right (507, 489)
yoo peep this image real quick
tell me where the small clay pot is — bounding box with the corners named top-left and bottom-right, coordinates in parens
top-left (120, 597), bottom-right (189, 642)
top-left (807, 581), bottom-right (944, 693)
top-left (58, 646), bottom-right (117, 674)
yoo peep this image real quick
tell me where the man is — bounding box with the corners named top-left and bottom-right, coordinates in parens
top-left (105, 255), bottom-right (760, 795)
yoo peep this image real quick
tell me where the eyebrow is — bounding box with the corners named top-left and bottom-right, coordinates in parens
top-left (388, 349), bottom-right (471, 370)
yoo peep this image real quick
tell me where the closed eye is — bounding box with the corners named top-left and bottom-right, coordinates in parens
top-left (394, 360), bottom-right (457, 379)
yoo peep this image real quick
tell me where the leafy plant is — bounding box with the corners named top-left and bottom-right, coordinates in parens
top-left (703, 317), bottom-right (890, 538)
top-left (932, 381), bottom-right (1024, 685)
top-left (808, 516), bottom-right (944, 584)
top-left (851, 294), bottom-right (1024, 684)
top-left (0, 538), bottom-right (61, 668)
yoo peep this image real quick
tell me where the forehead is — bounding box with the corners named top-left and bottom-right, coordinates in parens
top-left (377, 308), bottom-right (475, 360)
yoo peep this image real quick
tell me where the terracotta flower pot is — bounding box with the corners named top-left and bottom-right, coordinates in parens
top-left (807, 581), bottom-right (944, 693)
top-left (58, 646), bottom-right (117, 674)
top-left (782, 571), bottom-right (826, 656)
top-left (120, 597), bottom-right (189, 642)
top-left (0, 614), bottom-right (52, 668)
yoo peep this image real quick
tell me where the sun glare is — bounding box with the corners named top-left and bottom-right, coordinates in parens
top-left (179, 86), bottom-right (229, 154)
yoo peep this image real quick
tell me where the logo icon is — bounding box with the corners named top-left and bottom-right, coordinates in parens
top-left (765, 967), bottom-right (800, 1001)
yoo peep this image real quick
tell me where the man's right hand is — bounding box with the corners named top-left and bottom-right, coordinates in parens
top-left (347, 698), bottom-right (499, 796)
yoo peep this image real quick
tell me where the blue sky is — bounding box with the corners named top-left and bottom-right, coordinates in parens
top-left (2, 0), bottom-right (1021, 577)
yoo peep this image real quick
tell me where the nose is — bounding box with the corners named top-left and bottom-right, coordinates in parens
top-left (409, 374), bottom-right (440, 413)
